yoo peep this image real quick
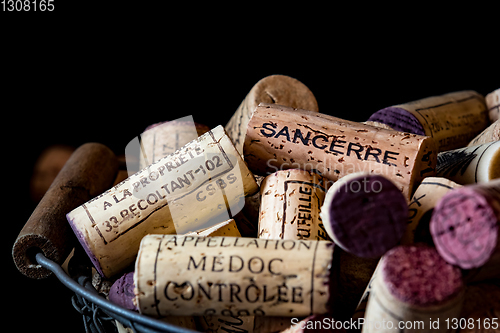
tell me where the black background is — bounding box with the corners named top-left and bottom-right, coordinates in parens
top-left (4, 7), bottom-right (499, 332)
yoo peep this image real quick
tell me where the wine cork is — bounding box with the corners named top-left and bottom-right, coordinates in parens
top-left (138, 119), bottom-right (210, 169)
top-left (254, 169), bottom-right (330, 332)
top-left (13, 143), bottom-right (118, 279)
top-left (108, 271), bottom-right (199, 331)
top-left (258, 169), bottom-right (330, 241)
top-left (225, 75), bottom-right (319, 154)
top-left (354, 178), bottom-right (460, 322)
top-left (362, 245), bottom-right (464, 333)
top-left (467, 119), bottom-right (500, 146)
top-left (134, 235), bottom-right (335, 317)
top-left (109, 272), bottom-right (137, 310)
top-left (243, 104), bottom-right (437, 201)
top-left (366, 90), bottom-right (489, 152)
top-left (403, 177), bottom-right (462, 245)
top-left (430, 178), bottom-right (500, 270)
top-left (320, 173), bottom-right (408, 258)
top-left (67, 125), bottom-right (258, 278)
top-left (486, 88), bottom-right (500, 122)
top-left (436, 141), bottom-right (500, 184)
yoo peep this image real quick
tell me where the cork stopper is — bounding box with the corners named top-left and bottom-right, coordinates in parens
top-left (321, 173), bottom-right (408, 258)
top-left (109, 272), bottom-right (137, 311)
top-left (367, 107), bottom-right (426, 136)
top-left (382, 244), bottom-right (463, 306)
top-left (430, 184), bottom-right (499, 269)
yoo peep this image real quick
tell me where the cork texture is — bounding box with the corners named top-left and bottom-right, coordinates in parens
top-left (135, 235), bottom-right (335, 317)
top-left (67, 126), bottom-right (258, 278)
top-left (244, 104), bottom-right (437, 201)
top-left (258, 169), bottom-right (330, 241)
top-left (369, 90), bottom-right (488, 152)
top-left (225, 75), bottom-right (319, 154)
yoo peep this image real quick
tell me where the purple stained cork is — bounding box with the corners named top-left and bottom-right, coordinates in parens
top-left (108, 272), bottom-right (138, 311)
top-left (382, 244), bottom-right (463, 306)
top-left (430, 185), bottom-right (500, 269)
top-left (321, 174), bottom-right (408, 258)
top-left (367, 107), bottom-right (426, 136)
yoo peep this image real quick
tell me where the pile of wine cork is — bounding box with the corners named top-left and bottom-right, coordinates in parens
top-left (21, 76), bottom-right (500, 332)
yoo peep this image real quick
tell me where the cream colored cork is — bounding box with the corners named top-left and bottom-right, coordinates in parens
top-left (134, 235), bottom-right (335, 317)
top-left (67, 126), bottom-right (258, 278)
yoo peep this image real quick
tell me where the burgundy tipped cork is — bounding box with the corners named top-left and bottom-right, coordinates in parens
top-left (108, 272), bottom-right (138, 311)
top-left (321, 174), bottom-right (408, 258)
top-left (430, 185), bottom-right (499, 269)
top-left (382, 245), bottom-right (463, 306)
top-left (367, 107), bottom-right (426, 136)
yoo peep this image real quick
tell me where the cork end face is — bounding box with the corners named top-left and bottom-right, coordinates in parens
top-left (430, 186), bottom-right (498, 269)
top-left (12, 234), bottom-right (55, 279)
top-left (109, 272), bottom-right (138, 311)
top-left (368, 107), bottom-right (426, 136)
top-left (488, 146), bottom-right (500, 180)
top-left (325, 174), bottom-right (408, 258)
top-left (251, 75), bottom-right (319, 113)
top-left (382, 244), bottom-right (463, 306)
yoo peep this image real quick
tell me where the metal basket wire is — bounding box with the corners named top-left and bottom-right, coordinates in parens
top-left (35, 253), bottom-right (197, 333)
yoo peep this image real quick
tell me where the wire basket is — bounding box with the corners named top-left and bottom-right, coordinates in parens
top-left (35, 252), bottom-right (197, 333)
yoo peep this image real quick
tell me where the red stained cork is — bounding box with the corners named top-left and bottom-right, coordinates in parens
top-left (382, 245), bottom-right (463, 306)
top-left (430, 186), bottom-right (499, 269)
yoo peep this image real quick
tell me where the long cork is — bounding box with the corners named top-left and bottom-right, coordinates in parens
top-left (67, 126), bottom-right (258, 278)
top-left (225, 75), bottom-right (319, 154)
top-left (430, 178), bottom-right (500, 271)
top-left (362, 245), bottom-right (464, 333)
top-left (320, 173), bottom-right (408, 258)
top-left (403, 177), bottom-right (462, 245)
top-left (12, 143), bottom-right (118, 279)
top-left (134, 235), bottom-right (335, 317)
top-left (258, 169), bottom-right (330, 241)
top-left (138, 119), bottom-right (210, 169)
top-left (436, 141), bottom-right (500, 184)
top-left (244, 104), bottom-right (437, 201)
top-left (486, 88), bottom-right (500, 122)
top-left (367, 90), bottom-right (489, 152)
